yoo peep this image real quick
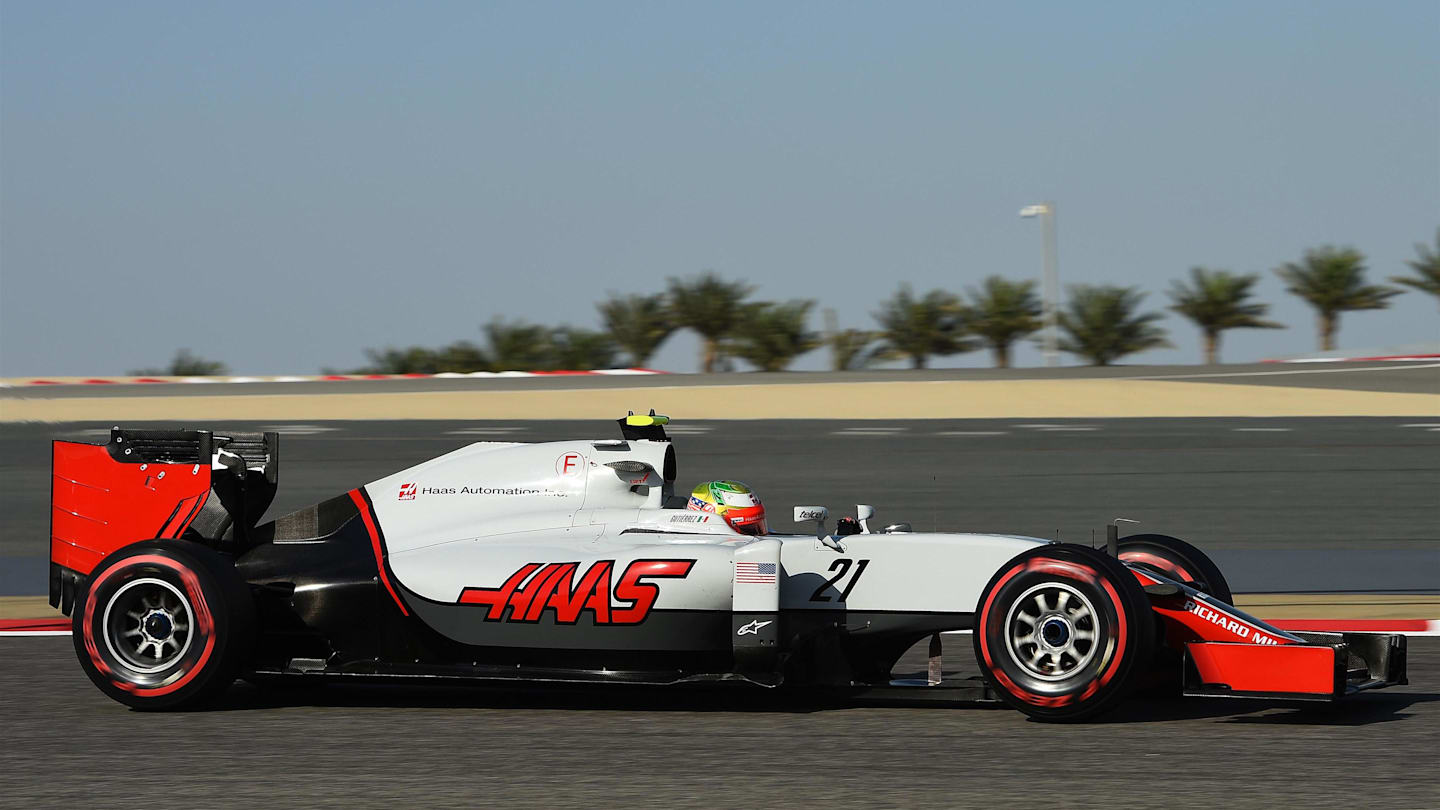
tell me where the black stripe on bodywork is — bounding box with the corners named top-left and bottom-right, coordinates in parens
top-left (401, 580), bottom-right (732, 651)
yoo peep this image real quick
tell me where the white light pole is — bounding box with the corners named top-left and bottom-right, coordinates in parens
top-left (1019, 202), bottom-right (1059, 367)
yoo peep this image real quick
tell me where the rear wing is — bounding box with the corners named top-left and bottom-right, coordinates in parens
top-left (49, 428), bottom-right (278, 614)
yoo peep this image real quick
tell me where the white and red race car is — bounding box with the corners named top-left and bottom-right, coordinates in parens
top-left (48, 414), bottom-right (1407, 719)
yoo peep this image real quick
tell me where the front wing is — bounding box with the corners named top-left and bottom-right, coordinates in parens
top-left (1133, 568), bottom-right (1408, 701)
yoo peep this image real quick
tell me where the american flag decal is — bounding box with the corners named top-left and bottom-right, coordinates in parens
top-left (734, 561), bottom-right (777, 584)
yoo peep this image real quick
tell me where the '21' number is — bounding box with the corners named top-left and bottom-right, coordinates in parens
top-left (809, 558), bottom-right (870, 602)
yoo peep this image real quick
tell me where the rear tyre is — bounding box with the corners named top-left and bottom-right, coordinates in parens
top-left (974, 544), bottom-right (1154, 722)
top-left (74, 540), bottom-right (255, 710)
top-left (1117, 533), bottom-right (1232, 604)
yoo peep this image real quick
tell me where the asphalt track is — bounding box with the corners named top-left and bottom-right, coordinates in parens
top-left (2, 415), bottom-right (1437, 807)
top-left (3, 417), bottom-right (1437, 595)
top-left (0, 635), bottom-right (1435, 808)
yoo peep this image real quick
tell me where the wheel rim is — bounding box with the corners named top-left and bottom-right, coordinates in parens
top-left (101, 577), bottom-right (195, 675)
top-left (1003, 582), bottom-right (1099, 681)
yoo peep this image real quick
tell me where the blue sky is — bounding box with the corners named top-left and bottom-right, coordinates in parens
top-left (2, 1), bottom-right (1436, 374)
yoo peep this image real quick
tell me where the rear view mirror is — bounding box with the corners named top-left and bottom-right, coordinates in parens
top-left (856, 504), bottom-right (875, 533)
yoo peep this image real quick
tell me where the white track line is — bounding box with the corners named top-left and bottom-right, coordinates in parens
top-left (935, 431), bottom-right (1009, 436)
top-left (1125, 362), bottom-right (1440, 381)
top-left (1280, 356), bottom-right (1439, 363)
top-left (1233, 427), bottom-right (1293, 432)
top-left (0, 630), bottom-right (71, 637)
top-left (258, 425), bottom-right (340, 436)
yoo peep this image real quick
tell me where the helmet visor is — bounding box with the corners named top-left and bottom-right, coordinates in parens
top-left (724, 507), bottom-right (767, 536)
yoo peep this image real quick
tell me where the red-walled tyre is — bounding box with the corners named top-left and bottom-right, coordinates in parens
top-left (974, 544), bottom-right (1154, 722)
top-left (1117, 533), bottom-right (1233, 604)
top-left (73, 540), bottom-right (255, 711)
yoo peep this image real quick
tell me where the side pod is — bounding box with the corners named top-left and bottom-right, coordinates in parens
top-left (730, 538), bottom-right (782, 680)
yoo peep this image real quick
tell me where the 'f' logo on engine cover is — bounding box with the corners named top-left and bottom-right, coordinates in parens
top-left (457, 559), bottom-right (694, 625)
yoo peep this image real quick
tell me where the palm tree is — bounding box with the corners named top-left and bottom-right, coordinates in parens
top-left (357, 346), bottom-right (440, 374)
top-left (1391, 229), bottom-right (1440, 308)
top-left (597, 293), bottom-right (675, 367)
top-left (483, 319), bottom-right (556, 370)
top-left (434, 341), bottom-right (491, 373)
top-left (129, 348), bottom-right (228, 377)
top-left (872, 285), bottom-right (970, 369)
top-left (1167, 268), bottom-right (1283, 364)
top-left (1057, 285), bottom-right (1170, 366)
top-left (358, 341), bottom-right (491, 374)
top-left (961, 276), bottom-right (1042, 368)
top-left (727, 300), bottom-right (821, 372)
top-left (550, 327), bottom-right (619, 370)
top-left (827, 328), bottom-right (883, 370)
top-left (667, 272), bottom-right (754, 373)
top-left (1275, 247), bottom-right (1400, 351)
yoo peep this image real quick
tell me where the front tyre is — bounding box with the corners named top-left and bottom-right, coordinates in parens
top-left (1116, 533), bottom-right (1233, 695)
top-left (74, 541), bottom-right (255, 710)
top-left (1116, 533), bottom-right (1232, 604)
top-left (974, 544), bottom-right (1154, 722)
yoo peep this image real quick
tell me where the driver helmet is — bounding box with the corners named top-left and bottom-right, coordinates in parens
top-left (687, 480), bottom-right (767, 535)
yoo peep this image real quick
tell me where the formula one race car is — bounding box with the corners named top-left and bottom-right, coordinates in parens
top-left (48, 415), bottom-right (1408, 720)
